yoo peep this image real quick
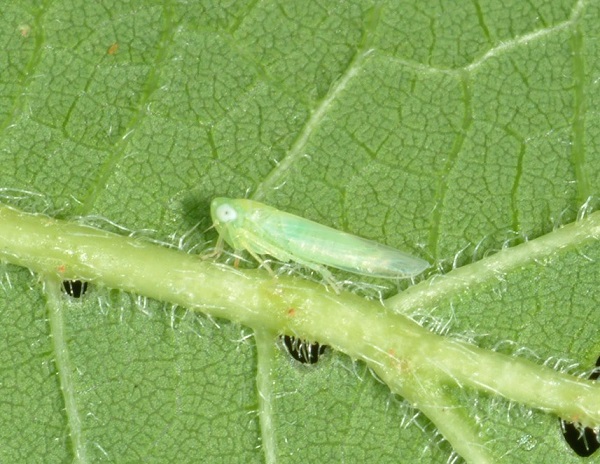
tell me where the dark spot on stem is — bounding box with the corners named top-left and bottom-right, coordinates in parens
top-left (62, 280), bottom-right (89, 298)
top-left (282, 335), bottom-right (327, 364)
top-left (559, 356), bottom-right (600, 457)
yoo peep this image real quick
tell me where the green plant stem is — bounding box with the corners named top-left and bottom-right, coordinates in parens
top-left (254, 328), bottom-right (278, 464)
top-left (0, 204), bottom-right (599, 461)
top-left (44, 274), bottom-right (88, 462)
top-left (378, 368), bottom-right (494, 464)
top-left (386, 209), bottom-right (600, 313)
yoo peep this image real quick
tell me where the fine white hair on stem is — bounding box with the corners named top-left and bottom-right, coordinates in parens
top-left (96, 295), bottom-right (111, 316)
top-left (135, 295), bottom-right (151, 317)
top-left (542, 356), bottom-right (582, 375)
top-left (77, 214), bottom-right (184, 251)
top-left (552, 204), bottom-right (577, 231)
top-left (231, 329), bottom-right (254, 345)
top-left (74, 215), bottom-right (135, 233)
top-left (0, 270), bottom-right (13, 294)
top-left (0, 187), bottom-right (46, 201)
top-left (501, 229), bottom-right (529, 249)
top-left (332, 357), bottom-right (365, 382)
top-left (577, 195), bottom-right (596, 221)
top-left (448, 242), bottom-right (469, 269)
top-left (174, 221), bottom-right (204, 251)
top-left (205, 314), bottom-right (221, 329)
top-left (0, 187), bottom-right (54, 213)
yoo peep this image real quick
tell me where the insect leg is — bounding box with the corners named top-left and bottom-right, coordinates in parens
top-left (316, 266), bottom-right (341, 294)
top-left (202, 235), bottom-right (224, 259)
top-left (300, 262), bottom-right (340, 294)
top-left (244, 247), bottom-right (276, 276)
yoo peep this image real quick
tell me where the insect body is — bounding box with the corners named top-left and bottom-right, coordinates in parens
top-left (210, 197), bottom-right (429, 283)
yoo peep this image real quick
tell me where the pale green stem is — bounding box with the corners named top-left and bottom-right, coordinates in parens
top-left (386, 210), bottom-right (600, 313)
top-left (376, 367), bottom-right (494, 464)
top-left (44, 275), bottom-right (88, 463)
top-left (254, 329), bottom-right (278, 464)
top-left (0, 204), bottom-right (599, 462)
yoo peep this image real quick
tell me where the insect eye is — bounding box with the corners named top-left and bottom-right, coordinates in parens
top-left (216, 204), bottom-right (237, 223)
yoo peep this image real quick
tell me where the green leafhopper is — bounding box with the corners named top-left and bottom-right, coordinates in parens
top-left (210, 197), bottom-right (429, 284)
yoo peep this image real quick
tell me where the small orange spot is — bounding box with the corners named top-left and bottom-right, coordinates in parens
top-left (387, 348), bottom-right (409, 372)
top-left (18, 24), bottom-right (31, 38)
top-left (107, 42), bottom-right (119, 55)
top-left (287, 308), bottom-right (296, 317)
top-left (57, 264), bottom-right (66, 273)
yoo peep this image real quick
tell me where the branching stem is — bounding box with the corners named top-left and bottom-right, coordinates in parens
top-left (0, 204), bottom-right (599, 462)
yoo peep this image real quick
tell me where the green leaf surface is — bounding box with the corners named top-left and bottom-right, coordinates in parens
top-left (1, 1), bottom-right (599, 462)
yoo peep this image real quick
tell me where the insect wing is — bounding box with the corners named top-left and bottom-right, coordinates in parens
top-left (252, 206), bottom-right (429, 278)
top-left (232, 204), bottom-right (305, 261)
